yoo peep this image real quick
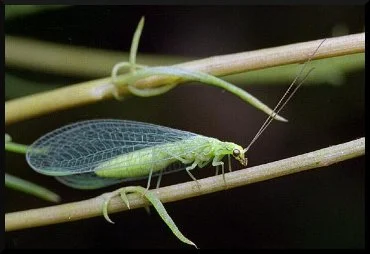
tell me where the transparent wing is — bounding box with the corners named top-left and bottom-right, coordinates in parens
top-left (26, 119), bottom-right (198, 176)
top-left (55, 173), bottom-right (124, 190)
top-left (55, 161), bottom-right (192, 189)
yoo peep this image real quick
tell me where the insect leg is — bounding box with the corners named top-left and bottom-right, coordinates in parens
top-left (145, 148), bottom-right (156, 192)
top-left (156, 169), bottom-right (164, 189)
top-left (185, 161), bottom-right (201, 189)
top-left (212, 156), bottom-right (227, 187)
top-left (198, 159), bottom-right (211, 168)
top-left (157, 149), bottom-right (199, 187)
top-left (146, 166), bottom-right (154, 191)
top-left (228, 154), bottom-right (232, 173)
top-left (141, 152), bottom-right (156, 214)
top-left (144, 162), bottom-right (158, 214)
top-left (162, 149), bottom-right (192, 165)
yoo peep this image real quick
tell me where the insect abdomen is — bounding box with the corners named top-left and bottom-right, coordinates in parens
top-left (94, 147), bottom-right (176, 178)
top-left (94, 136), bottom-right (214, 179)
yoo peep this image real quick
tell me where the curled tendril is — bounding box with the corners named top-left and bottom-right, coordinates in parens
top-left (110, 16), bottom-right (286, 121)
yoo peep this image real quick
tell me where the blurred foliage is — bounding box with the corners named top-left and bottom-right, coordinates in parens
top-left (5, 5), bottom-right (70, 20)
top-left (5, 73), bottom-right (63, 99)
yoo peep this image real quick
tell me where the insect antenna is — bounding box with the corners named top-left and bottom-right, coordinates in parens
top-left (244, 39), bottom-right (326, 153)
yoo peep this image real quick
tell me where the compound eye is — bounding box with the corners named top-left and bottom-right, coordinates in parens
top-left (233, 149), bottom-right (240, 157)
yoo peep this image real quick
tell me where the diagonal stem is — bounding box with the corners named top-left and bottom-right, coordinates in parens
top-left (5, 137), bottom-right (364, 232)
top-left (5, 33), bottom-right (364, 125)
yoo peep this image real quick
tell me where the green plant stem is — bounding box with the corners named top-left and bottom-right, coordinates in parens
top-left (5, 33), bottom-right (365, 126)
top-left (5, 173), bottom-right (61, 203)
top-left (5, 142), bottom-right (28, 154)
top-left (226, 53), bottom-right (364, 86)
top-left (5, 34), bottom-right (364, 82)
top-left (5, 137), bottom-right (364, 232)
top-left (5, 140), bottom-right (61, 203)
top-left (5, 133), bottom-right (12, 142)
top-left (132, 33), bottom-right (364, 89)
top-left (5, 37), bottom-right (364, 101)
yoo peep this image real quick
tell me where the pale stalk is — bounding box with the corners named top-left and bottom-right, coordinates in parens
top-left (5, 137), bottom-right (365, 232)
top-left (5, 33), bottom-right (365, 125)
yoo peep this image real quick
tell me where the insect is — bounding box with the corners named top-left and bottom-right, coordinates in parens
top-left (26, 40), bottom-right (325, 191)
top-left (25, 119), bottom-right (246, 190)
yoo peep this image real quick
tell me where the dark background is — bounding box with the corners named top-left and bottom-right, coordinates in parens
top-left (5, 6), bottom-right (364, 249)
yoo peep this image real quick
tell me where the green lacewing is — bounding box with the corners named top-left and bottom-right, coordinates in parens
top-left (26, 119), bottom-right (246, 189)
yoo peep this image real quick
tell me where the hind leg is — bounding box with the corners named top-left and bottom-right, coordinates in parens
top-left (212, 156), bottom-right (227, 188)
top-left (155, 169), bottom-right (164, 189)
top-left (185, 161), bottom-right (202, 189)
